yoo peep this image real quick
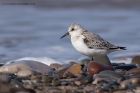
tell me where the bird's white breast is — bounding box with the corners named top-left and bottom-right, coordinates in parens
top-left (70, 35), bottom-right (107, 56)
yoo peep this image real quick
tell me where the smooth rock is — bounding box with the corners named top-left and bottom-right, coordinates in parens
top-left (87, 62), bottom-right (113, 76)
top-left (74, 81), bottom-right (81, 86)
top-left (93, 54), bottom-right (112, 65)
top-left (93, 70), bottom-right (123, 85)
top-left (126, 68), bottom-right (140, 75)
top-left (50, 63), bottom-right (63, 70)
top-left (6, 57), bottom-right (61, 65)
top-left (98, 70), bottom-right (123, 80)
top-left (134, 87), bottom-right (140, 93)
top-left (132, 56), bottom-right (140, 64)
top-left (120, 78), bottom-right (140, 89)
top-left (113, 90), bottom-right (132, 93)
top-left (59, 86), bottom-right (78, 93)
top-left (63, 63), bottom-right (82, 77)
top-left (43, 87), bottom-right (61, 93)
top-left (81, 75), bottom-right (93, 84)
top-left (0, 82), bottom-right (11, 93)
top-left (0, 76), bottom-right (35, 93)
top-left (42, 75), bottom-right (53, 86)
top-left (83, 85), bottom-right (96, 92)
top-left (0, 73), bottom-right (12, 83)
top-left (0, 60), bottom-right (51, 77)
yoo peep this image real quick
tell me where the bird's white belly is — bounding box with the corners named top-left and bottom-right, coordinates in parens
top-left (71, 38), bottom-right (107, 56)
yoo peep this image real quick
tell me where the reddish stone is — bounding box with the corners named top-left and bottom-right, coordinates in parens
top-left (87, 61), bottom-right (113, 76)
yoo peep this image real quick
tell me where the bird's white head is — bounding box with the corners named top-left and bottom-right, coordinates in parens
top-left (68, 24), bottom-right (85, 35)
top-left (60, 23), bottom-right (86, 39)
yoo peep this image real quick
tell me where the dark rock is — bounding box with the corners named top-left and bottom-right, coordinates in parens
top-left (112, 63), bottom-right (125, 66)
top-left (113, 64), bottom-right (136, 71)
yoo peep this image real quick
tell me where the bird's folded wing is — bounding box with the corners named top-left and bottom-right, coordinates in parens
top-left (82, 31), bottom-right (118, 50)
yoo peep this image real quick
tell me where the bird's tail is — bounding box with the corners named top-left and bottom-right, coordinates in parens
top-left (110, 46), bottom-right (126, 50)
top-left (118, 47), bottom-right (126, 50)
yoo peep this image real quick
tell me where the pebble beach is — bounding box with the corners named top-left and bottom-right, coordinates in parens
top-left (0, 0), bottom-right (139, 93)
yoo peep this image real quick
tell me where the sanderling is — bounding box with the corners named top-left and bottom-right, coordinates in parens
top-left (61, 24), bottom-right (126, 60)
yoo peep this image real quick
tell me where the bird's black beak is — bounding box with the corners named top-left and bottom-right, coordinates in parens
top-left (60, 32), bottom-right (69, 39)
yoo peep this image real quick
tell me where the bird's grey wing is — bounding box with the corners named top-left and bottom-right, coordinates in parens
top-left (82, 31), bottom-right (119, 49)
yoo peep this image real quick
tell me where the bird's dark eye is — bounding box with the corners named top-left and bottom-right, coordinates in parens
top-left (71, 28), bottom-right (74, 31)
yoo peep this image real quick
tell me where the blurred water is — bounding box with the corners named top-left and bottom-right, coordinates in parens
top-left (0, 5), bottom-right (140, 63)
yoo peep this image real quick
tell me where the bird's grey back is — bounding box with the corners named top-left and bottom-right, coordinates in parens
top-left (82, 31), bottom-right (118, 49)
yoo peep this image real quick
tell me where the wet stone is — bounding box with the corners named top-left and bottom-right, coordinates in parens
top-left (113, 64), bottom-right (136, 71)
top-left (93, 70), bottom-right (124, 88)
top-left (74, 80), bottom-right (81, 86)
top-left (0, 60), bottom-right (51, 77)
top-left (63, 63), bottom-right (82, 77)
top-left (112, 63), bottom-right (125, 66)
top-left (134, 87), bottom-right (140, 93)
top-left (0, 73), bottom-right (13, 83)
top-left (50, 63), bottom-right (63, 70)
top-left (126, 68), bottom-right (140, 75)
top-left (113, 90), bottom-right (133, 93)
top-left (42, 75), bottom-right (54, 86)
top-left (87, 62), bottom-right (113, 76)
top-left (83, 85), bottom-right (96, 92)
top-left (120, 78), bottom-right (140, 89)
top-left (132, 56), bottom-right (140, 65)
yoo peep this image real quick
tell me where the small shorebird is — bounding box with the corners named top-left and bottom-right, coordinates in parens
top-left (61, 24), bottom-right (126, 61)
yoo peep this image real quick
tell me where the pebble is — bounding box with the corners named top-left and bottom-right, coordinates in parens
top-left (63, 63), bottom-right (82, 77)
top-left (74, 81), bottom-right (81, 86)
top-left (93, 54), bottom-right (112, 65)
top-left (0, 60), bottom-right (51, 77)
top-left (50, 63), bottom-right (63, 70)
top-left (87, 62), bottom-right (113, 76)
top-left (113, 90), bottom-right (134, 93)
top-left (83, 85), bottom-right (96, 92)
top-left (126, 68), bottom-right (140, 75)
top-left (0, 59), bottom-right (138, 93)
top-left (132, 56), bottom-right (140, 65)
top-left (134, 87), bottom-right (140, 93)
top-left (113, 64), bottom-right (136, 71)
top-left (93, 70), bottom-right (124, 85)
top-left (120, 78), bottom-right (140, 89)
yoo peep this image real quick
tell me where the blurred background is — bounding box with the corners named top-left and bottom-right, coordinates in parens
top-left (0, 0), bottom-right (139, 63)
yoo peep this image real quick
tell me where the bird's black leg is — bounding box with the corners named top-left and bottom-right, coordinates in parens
top-left (91, 57), bottom-right (94, 61)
